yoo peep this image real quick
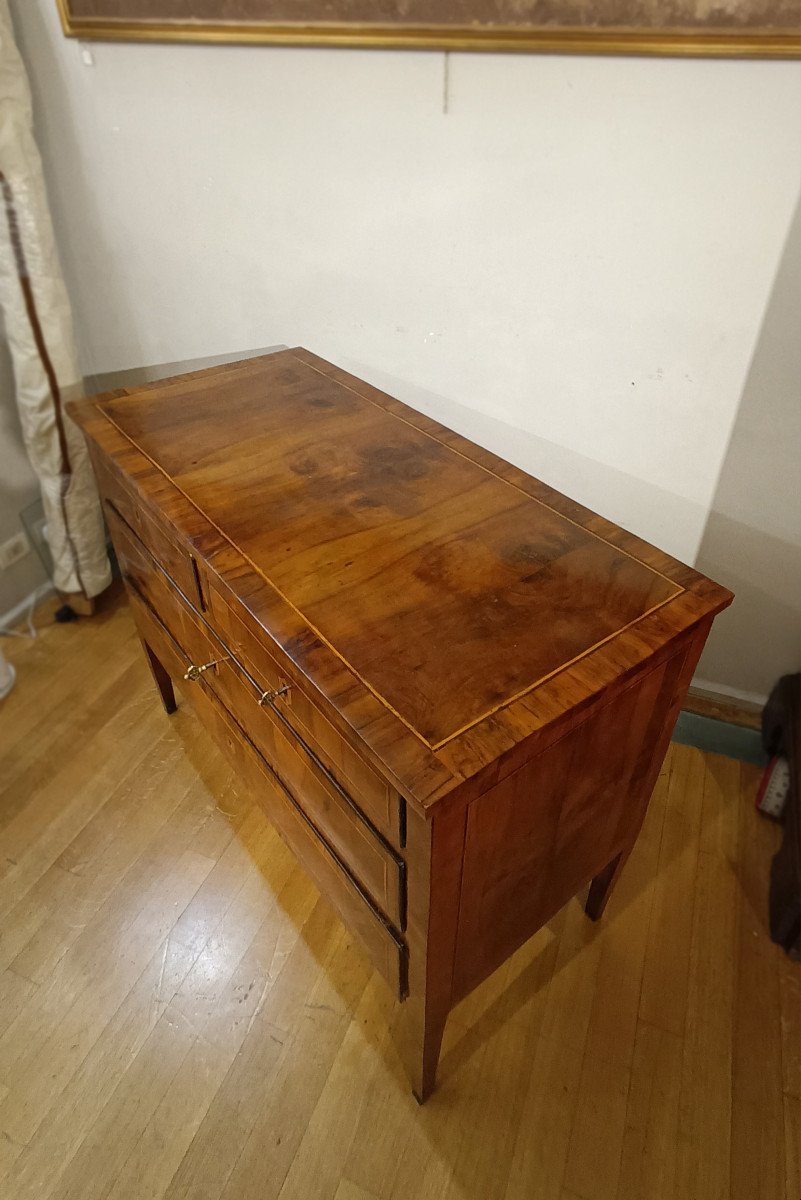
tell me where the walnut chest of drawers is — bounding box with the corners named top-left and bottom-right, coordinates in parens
top-left (72, 348), bottom-right (732, 1100)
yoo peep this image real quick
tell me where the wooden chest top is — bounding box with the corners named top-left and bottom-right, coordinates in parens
top-left (77, 348), bottom-right (732, 804)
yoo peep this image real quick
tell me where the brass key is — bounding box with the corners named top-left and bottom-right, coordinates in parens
top-left (257, 684), bottom-right (291, 706)
top-left (183, 656), bottom-right (229, 682)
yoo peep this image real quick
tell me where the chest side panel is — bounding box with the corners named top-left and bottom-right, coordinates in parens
top-left (451, 640), bottom-right (691, 1001)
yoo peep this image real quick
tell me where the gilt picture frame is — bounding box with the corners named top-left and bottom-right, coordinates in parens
top-left (57, 0), bottom-right (801, 58)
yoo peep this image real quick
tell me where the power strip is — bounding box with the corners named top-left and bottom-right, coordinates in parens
top-left (756, 756), bottom-right (791, 820)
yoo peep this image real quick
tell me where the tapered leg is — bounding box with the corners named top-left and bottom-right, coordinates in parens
top-left (398, 803), bottom-right (467, 1102)
top-left (143, 641), bottom-right (177, 714)
top-left (585, 849), bottom-right (627, 921)
top-left (413, 1013), bottom-right (448, 1104)
top-left (585, 617), bottom-right (714, 925)
top-left (400, 997), bottom-right (450, 1105)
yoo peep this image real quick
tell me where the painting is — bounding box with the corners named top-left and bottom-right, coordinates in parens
top-left (57, 0), bottom-right (801, 57)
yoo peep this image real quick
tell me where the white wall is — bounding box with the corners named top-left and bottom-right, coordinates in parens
top-left (7, 0), bottom-right (801, 691)
top-left (694, 199), bottom-right (801, 702)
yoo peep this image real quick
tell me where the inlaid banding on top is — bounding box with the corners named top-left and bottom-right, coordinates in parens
top-left (99, 352), bottom-right (683, 747)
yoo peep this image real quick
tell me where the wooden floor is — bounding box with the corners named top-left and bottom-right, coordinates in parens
top-left (0, 587), bottom-right (798, 1200)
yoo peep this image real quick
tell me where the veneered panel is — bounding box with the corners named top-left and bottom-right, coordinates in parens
top-left (100, 353), bottom-right (680, 747)
top-left (452, 650), bottom-right (682, 999)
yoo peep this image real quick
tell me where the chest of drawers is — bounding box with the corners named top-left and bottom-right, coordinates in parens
top-left (72, 348), bottom-right (732, 1100)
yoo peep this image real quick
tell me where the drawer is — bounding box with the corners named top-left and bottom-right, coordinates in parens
top-left (109, 507), bottom-right (213, 676)
top-left (114, 510), bottom-right (405, 928)
top-left (208, 582), bottom-right (403, 847)
top-left (125, 584), bottom-right (407, 999)
top-left (109, 499), bottom-right (403, 851)
top-left (206, 655), bottom-right (406, 929)
top-left (95, 452), bottom-right (208, 612)
top-left (108, 506), bottom-right (213, 676)
top-left (125, 574), bottom-right (210, 689)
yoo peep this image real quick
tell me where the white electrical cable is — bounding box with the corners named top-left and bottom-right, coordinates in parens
top-left (0, 652), bottom-right (14, 699)
top-left (0, 582), bottom-right (52, 639)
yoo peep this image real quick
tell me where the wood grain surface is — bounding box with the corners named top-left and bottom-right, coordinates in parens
top-left (97, 351), bottom-right (681, 747)
top-left (69, 348), bottom-right (734, 1097)
top-left (72, 347), bottom-right (732, 807)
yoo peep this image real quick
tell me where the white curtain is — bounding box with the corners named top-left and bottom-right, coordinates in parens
top-left (0, 0), bottom-right (110, 599)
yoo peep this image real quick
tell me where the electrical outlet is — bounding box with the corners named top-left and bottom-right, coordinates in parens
top-left (21, 498), bottom-right (53, 577)
top-left (0, 531), bottom-right (31, 570)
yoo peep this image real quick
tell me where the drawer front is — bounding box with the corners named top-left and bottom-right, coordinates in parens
top-left (113, 508), bottom-right (405, 929)
top-left (95, 452), bottom-right (208, 612)
top-left (208, 583), bottom-right (402, 846)
top-left (107, 493), bottom-right (402, 851)
top-left (108, 506), bottom-right (213, 674)
top-left (206, 656), bottom-right (405, 929)
top-left (125, 576), bottom-right (210, 690)
top-left (125, 584), bottom-right (407, 998)
top-left (113, 524), bottom-right (212, 681)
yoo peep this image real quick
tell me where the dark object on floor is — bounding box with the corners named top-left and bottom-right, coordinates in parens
top-left (762, 673), bottom-right (801, 958)
top-left (54, 604), bottom-right (80, 623)
top-left (56, 590), bottom-right (97, 616)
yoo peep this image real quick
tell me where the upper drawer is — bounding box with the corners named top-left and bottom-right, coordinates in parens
top-left (109, 509), bottom-right (213, 678)
top-left (208, 583), bottom-right (403, 848)
top-left (93, 451), bottom-right (208, 613)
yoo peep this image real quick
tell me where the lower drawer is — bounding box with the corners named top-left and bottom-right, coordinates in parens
top-left (125, 584), bottom-right (408, 999)
top-left (206, 657), bottom-right (406, 929)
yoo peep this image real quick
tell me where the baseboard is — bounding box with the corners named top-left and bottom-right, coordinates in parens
top-left (685, 685), bottom-right (763, 731)
top-left (692, 676), bottom-right (769, 710)
top-left (673, 709), bottom-right (767, 766)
